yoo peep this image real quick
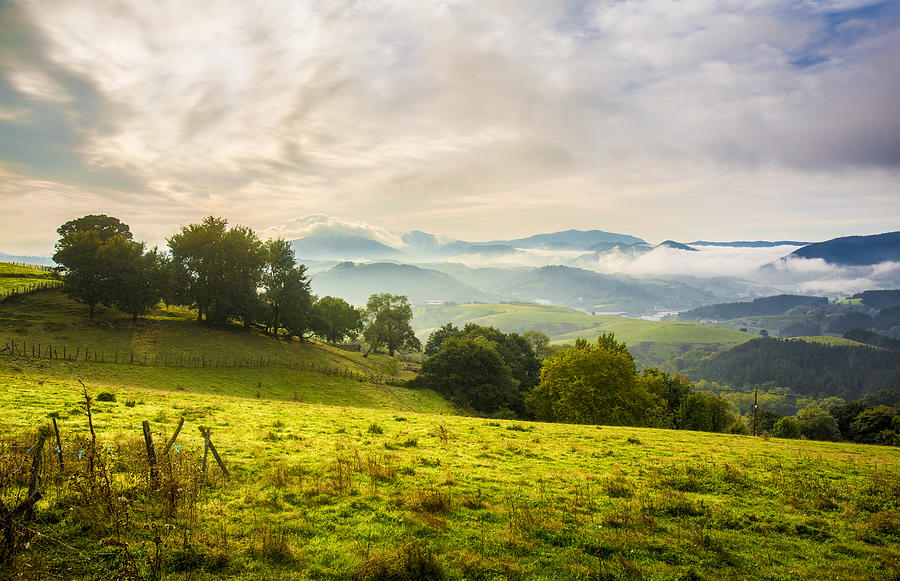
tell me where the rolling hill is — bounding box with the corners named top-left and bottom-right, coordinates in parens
top-left (412, 302), bottom-right (755, 367)
top-left (789, 231), bottom-right (900, 266)
top-left (310, 262), bottom-right (498, 305)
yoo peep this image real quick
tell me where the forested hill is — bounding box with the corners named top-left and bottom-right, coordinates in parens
top-left (683, 337), bottom-right (900, 399)
top-left (789, 231), bottom-right (900, 266)
top-left (677, 294), bottom-right (828, 321)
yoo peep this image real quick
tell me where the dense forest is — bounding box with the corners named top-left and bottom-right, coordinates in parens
top-left (682, 337), bottom-right (900, 400)
top-left (677, 294), bottom-right (828, 320)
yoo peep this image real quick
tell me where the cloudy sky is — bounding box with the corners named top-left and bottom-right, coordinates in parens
top-left (0, 0), bottom-right (898, 254)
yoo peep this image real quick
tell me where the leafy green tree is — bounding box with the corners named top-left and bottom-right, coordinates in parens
top-left (527, 334), bottom-right (657, 426)
top-left (261, 239), bottom-right (311, 337)
top-left (310, 296), bottom-right (363, 344)
top-left (773, 417), bottom-right (801, 438)
top-left (848, 405), bottom-right (898, 445)
top-left (53, 215), bottom-right (164, 321)
top-left (461, 325), bottom-right (541, 391)
top-left (522, 330), bottom-right (555, 360)
top-left (57, 214), bottom-right (132, 242)
top-left (424, 323), bottom-right (460, 357)
top-left (797, 405), bottom-right (841, 441)
top-left (677, 391), bottom-right (736, 433)
top-left (639, 369), bottom-right (693, 428)
top-left (168, 217), bottom-right (265, 324)
top-left (416, 335), bottom-right (522, 415)
top-left (362, 293), bottom-right (420, 356)
top-left (53, 229), bottom-right (107, 318)
top-left (98, 236), bottom-right (166, 322)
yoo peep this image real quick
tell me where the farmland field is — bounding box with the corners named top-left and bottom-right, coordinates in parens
top-left (413, 302), bottom-right (754, 368)
top-left (2, 286), bottom-right (899, 580)
top-left (2, 358), bottom-right (898, 579)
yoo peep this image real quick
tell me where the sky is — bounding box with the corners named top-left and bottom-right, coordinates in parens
top-left (0, 0), bottom-right (898, 255)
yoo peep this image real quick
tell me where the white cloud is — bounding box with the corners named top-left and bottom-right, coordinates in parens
top-left (6, 67), bottom-right (71, 102)
top-left (263, 214), bottom-right (405, 247)
top-left (0, 0), bottom-right (898, 251)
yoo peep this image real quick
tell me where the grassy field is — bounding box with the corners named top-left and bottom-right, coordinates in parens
top-left (2, 287), bottom-right (899, 579)
top-left (2, 360), bottom-right (898, 580)
top-left (414, 303), bottom-right (754, 368)
top-left (0, 290), bottom-right (451, 414)
top-left (0, 261), bottom-right (57, 295)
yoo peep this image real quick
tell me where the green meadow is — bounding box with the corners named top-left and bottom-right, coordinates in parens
top-left (413, 302), bottom-right (754, 368)
top-left (1, 275), bottom-right (898, 579)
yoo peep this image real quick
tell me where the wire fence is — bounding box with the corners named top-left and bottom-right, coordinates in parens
top-left (0, 261), bottom-right (55, 271)
top-left (0, 280), bottom-right (63, 302)
top-left (0, 336), bottom-right (403, 384)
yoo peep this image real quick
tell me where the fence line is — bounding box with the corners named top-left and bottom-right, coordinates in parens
top-left (0, 280), bottom-right (63, 302)
top-left (0, 261), bottom-right (55, 271)
top-left (0, 336), bottom-right (397, 385)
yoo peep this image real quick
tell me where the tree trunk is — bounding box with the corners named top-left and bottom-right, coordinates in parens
top-left (89, 302), bottom-right (95, 318)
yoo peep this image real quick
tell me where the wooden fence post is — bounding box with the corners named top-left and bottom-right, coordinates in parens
top-left (51, 417), bottom-right (63, 471)
top-left (163, 417), bottom-right (185, 455)
top-left (198, 427), bottom-right (229, 478)
top-left (25, 431), bottom-right (47, 519)
top-left (142, 420), bottom-right (159, 483)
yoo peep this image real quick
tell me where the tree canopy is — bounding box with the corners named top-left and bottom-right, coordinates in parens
top-left (527, 334), bottom-right (658, 426)
top-left (53, 215), bottom-right (161, 320)
top-left (310, 296), bottom-right (363, 344)
top-left (362, 293), bottom-right (420, 357)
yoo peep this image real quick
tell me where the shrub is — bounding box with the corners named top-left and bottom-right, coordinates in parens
top-left (96, 392), bottom-right (116, 402)
top-left (367, 422), bottom-right (384, 435)
top-left (773, 417), bottom-right (801, 439)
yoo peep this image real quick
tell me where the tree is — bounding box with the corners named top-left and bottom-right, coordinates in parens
top-left (261, 239), bottom-right (312, 337)
top-left (639, 368), bottom-right (693, 428)
top-left (98, 236), bottom-right (166, 323)
top-left (362, 293), bottom-right (420, 356)
top-left (461, 325), bottom-right (541, 391)
top-left (168, 217), bottom-right (265, 324)
top-left (53, 229), bottom-right (107, 318)
top-left (424, 323), bottom-right (460, 357)
top-left (310, 296), bottom-right (363, 344)
top-left (797, 405), bottom-right (841, 441)
top-left (57, 214), bottom-right (132, 242)
top-left (677, 392), bottom-right (735, 433)
top-left (53, 215), bottom-right (163, 321)
top-left (527, 334), bottom-right (657, 426)
top-left (522, 330), bottom-right (555, 361)
top-left (773, 417), bottom-right (800, 438)
top-left (416, 335), bottom-right (522, 415)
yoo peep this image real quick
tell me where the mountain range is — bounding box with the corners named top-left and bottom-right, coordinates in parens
top-left (5, 228), bottom-right (898, 316)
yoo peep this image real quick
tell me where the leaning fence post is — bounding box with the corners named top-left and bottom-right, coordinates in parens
top-left (198, 426), bottom-right (229, 478)
top-left (163, 417), bottom-right (185, 455)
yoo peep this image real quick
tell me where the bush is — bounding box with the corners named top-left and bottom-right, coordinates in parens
top-left (773, 417), bottom-right (801, 439)
top-left (797, 405), bottom-right (841, 441)
top-left (96, 392), bottom-right (116, 402)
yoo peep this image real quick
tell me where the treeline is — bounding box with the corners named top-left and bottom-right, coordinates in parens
top-left (682, 337), bottom-right (900, 400)
top-left (413, 326), bottom-right (748, 435)
top-left (677, 294), bottom-right (828, 321)
top-left (50, 215), bottom-right (416, 353)
top-left (738, 390), bottom-right (900, 445)
top-left (851, 289), bottom-right (900, 310)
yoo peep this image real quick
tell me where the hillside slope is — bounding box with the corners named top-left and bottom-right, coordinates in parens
top-left (0, 290), bottom-right (451, 413)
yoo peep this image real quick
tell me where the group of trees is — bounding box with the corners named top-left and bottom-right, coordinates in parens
top-left (52, 215), bottom-right (166, 321)
top-left (53, 215), bottom-right (418, 353)
top-left (415, 327), bottom-right (743, 433)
